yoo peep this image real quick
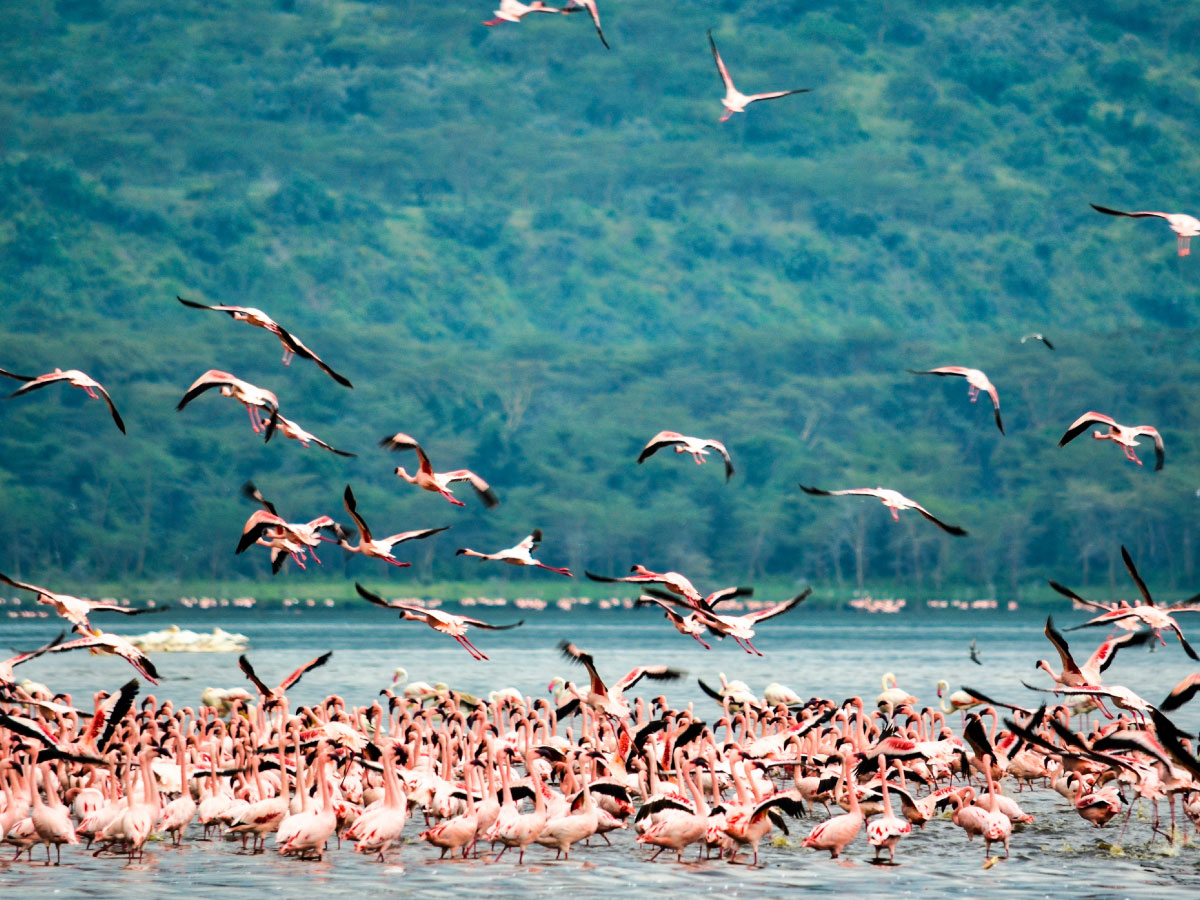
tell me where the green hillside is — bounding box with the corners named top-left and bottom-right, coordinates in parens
top-left (1, 0), bottom-right (1198, 598)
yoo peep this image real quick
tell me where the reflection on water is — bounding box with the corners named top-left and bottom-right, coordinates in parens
top-left (5, 604), bottom-right (1200, 897)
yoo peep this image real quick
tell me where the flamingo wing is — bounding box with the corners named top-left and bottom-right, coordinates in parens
top-left (1062, 610), bottom-right (1142, 631)
top-left (798, 484), bottom-right (885, 500)
top-left (637, 431), bottom-right (686, 464)
top-left (176, 296), bottom-right (253, 317)
top-left (238, 654), bottom-right (274, 697)
top-left (1150, 710), bottom-right (1200, 781)
top-left (558, 641), bottom-right (609, 697)
top-left (518, 529), bottom-right (543, 554)
top-left (441, 470), bottom-right (499, 508)
top-left (278, 651), bottom-right (333, 691)
top-left (0, 572), bottom-right (54, 598)
top-left (379, 433), bottom-right (434, 476)
top-left (743, 88), bottom-right (812, 104)
top-left (706, 30), bottom-right (735, 92)
top-left (615, 665), bottom-right (685, 693)
top-left (1090, 204), bottom-right (1170, 220)
top-left (1169, 622), bottom-right (1200, 661)
top-left (342, 485), bottom-right (373, 543)
top-left (984, 383), bottom-right (1004, 435)
top-left (379, 526), bottom-right (451, 549)
top-left (1121, 545), bottom-right (1155, 606)
top-left (1089, 628), bottom-right (1154, 674)
top-left (703, 438), bottom-right (735, 481)
top-left (457, 615), bottom-right (524, 631)
top-left (1043, 616), bottom-right (1080, 676)
top-left (237, 510), bottom-right (288, 554)
top-left (91, 678), bottom-right (140, 751)
top-left (1058, 411), bottom-right (1116, 447)
top-left (8, 371), bottom-right (76, 396)
top-left (354, 582), bottom-right (405, 610)
top-left (1160, 673), bottom-right (1200, 711)
top-left (1046, 579), bottom-right (1114, 613)
top-left (1136, 427), bottom-right (1165, 471)
top-left (242, 482), bottom-right (279, 516)
top-left (176, 370), bottom-right (239, 411)
top-left (0, 366), bottom-right (36, 382)
top-left (907, 367), bottom-right (971, 378)
top-left (748, 587), bottom-right (813, 623)
top-left (706, 585), bottom-right (753, 605)
top-left (913, 504), bottom-right (968, 536)
top-left (573, 0), bottom-right (608, 49)
top-left (273, 323), bottom-right (352, 388)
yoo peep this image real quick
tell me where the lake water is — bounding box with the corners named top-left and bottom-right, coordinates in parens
top-left (3, 603), bottom-right (1200, 898)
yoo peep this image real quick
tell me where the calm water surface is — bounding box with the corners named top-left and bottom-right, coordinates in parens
top-left (3, 603), bottom-right (1199, 898)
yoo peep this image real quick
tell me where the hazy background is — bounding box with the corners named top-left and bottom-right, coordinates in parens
top-left (1, 0), bottom-right (1198, 601)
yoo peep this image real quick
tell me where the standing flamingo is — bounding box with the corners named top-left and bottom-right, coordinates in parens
top-left (802, 754), bottom-right (862, 858)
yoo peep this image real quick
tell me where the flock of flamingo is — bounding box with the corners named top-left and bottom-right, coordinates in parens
top-left (2, 0), bottom-right (1199, 884)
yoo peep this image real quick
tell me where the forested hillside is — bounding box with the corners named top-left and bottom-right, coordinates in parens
top-left (1, 0), bottom-right (1198, 599)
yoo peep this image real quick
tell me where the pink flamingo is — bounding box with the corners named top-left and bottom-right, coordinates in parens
top-left (802, 754), bottom-right (862, 858)
top-left (1091, 203), bottom-right (1200, 256)
top-left (799, 484), bottom-right (967, 536)
top-left (30, 762), bottom-right (78, 864)
top-left (1059, 411), bottom-right (1164, 470)
top-left (0, 366), bottom-right (125, 433)
top-left (176, 369), bottom-right (280, 438)
top-left (908, 366), bottom-right (1004, 434)
top-left (337, 484), bottom-right (450, 568)
top-left (380, 433), bottom-right (499, 508)
top-left (483, 0), bottom-right (562, 27)
top-left (637, 430), bottom-right (735, 481)
top-left (707, 30), bottom-right (811, 122)
top-left (865, 755), bottom-right (911, 863)
top-left (456, 528), bottom-right (572, 576)
top-left (357, 583), bottom-right (524, 660)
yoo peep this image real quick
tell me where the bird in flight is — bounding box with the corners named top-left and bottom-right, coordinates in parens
top-left (380, 433), bottom-right (499, 508)
top-left (799, 485), bottom-right (967, 536)
top-left (708, 30), bottom-right (810, 123)
top-left (456, 528), bottom-right (572, 576)
top-left (1058, 412), bottom-right (1164, 471)
top-left (0, 367), bottom-right (125, 433)
top-left (1020, 333), bottom-right (1055, 350)
top-left (908, 366), bottom-right (1004, 434)
top-left (637, 431), bottom-right (734, 480)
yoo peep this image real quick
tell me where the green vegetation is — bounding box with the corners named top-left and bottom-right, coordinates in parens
top-left (1, 0), bottom-right (1198, 601)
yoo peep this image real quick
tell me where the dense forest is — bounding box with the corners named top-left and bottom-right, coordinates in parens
top-left (1, 0), bottom-right (1198, 601)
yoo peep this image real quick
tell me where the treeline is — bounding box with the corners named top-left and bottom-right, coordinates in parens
top-left (0, 0), bottom-right (1198, 598)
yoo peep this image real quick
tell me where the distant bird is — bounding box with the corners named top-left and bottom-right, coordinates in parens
top-left (267, 412), bottom-right (355, 457)
top-left (176, 370), bottom-right (280, 439)
top-left (176, 297), bottom-right (351, 386)
top-left (483, 0), bottom-right (561, 26)
top-left (338, 485), bottom-right (449, 569)
top-left (799, 485), bottom-right (967, 536)
top-left (908, 367), bottom-right (1004, 434)
top-left (357, 583), bottom-right (522, 660)
top-left (562, 0), bottom-right (608, 48)
top-left (1058, 411), bottom-right (1164, 471)
top-left (1020, 333), bottom-right (1055, 350)
top-left (0, 574), bottom-right (160, 630)
top-left (238, 651), bottom-right (332, 709)
top-left (647, 586), bottom-right (812, 656)
top-left (456, 529), bottom-right (572, 576)
top-left (969, 639), bottom-right (983, 666)
top-left (637, 431), bottom-right (734, 481)
top-left (380, 433), bottom-right (499, 508)
top-left (584, 565), bottom-right (706, 606)
top-left (708, 30), bottom-right (810, 123)
top-left (0, 367), bottom-right (125, 433)
top-left (1090, 203), bottom-right (1200, 257)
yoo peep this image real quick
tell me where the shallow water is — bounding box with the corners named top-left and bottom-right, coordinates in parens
top-left (3, 604), bottom-right (1200, 898)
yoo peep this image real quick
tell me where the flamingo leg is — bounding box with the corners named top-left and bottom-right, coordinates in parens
top-left (461, 634), bottom-right (490, 661)
top-left (383, 558), bottom-right (412, 568)
top-left (440, 490), bottom-right (466, 507)
top-left (84, 386), bottom-right (100, 399)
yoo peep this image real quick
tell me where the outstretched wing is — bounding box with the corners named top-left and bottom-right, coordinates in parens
top-left (744, 89), bottom-right (812, 104)
top-left (238, 654), bottom-right (273, 697)
top-left (748, 587), bottom-right (812, 623)
top-left (379, 433), bottom-right (434, 475)
top-left (1059, 411), bottom-right (1116, 447)
top-left (1043, 616), bottom-right (1079, 676)
top-left (355, 582), bottom-right (403, 610)
top-left (441, 470), bottom-right (499, 508)
top-left (177, 370), bottom-right (237, 411)
top-left (616, 665), bottom-right (685, 693)
top-left (342, 485), bottom-right (372, 543)
top-left (90, 381), bottom-right (126, 434)
top-left (707, 30), bottom-right (735, 92)
top-left (242, 481), bottom-right (279, 516)
top-left (913, 505), bottom-right (968, 536)
top-left (380, 526), bottom-right (451, 549)
top-left (278, 651), bottom-right (333, 691)
top-left (92, 678), bottom-right (140, 752)
top-left (1121, 545), bottom-right (1155, 606)
top-left (458, 615), bottom-right (524, 631)
top-left (273, 323), bottom-right (353, 388)
top-left (559, 640), bottom-right (608, 697)
top-left (0, 366), bottom-right (36, 382)
top-left (637, 431), bottom-right (684, 464)
top-left (1090, 204), bottom-right (1170, 220)
top-left (236, 509), bottom-right (288, 555)
top-left (704, 439), bottom-right (735, 481)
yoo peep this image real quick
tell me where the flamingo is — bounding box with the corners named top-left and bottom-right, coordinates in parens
top-left (380, 433), bottom-right (499, 508)
top-left (557, 642), bottom-right (683, 720)
top-left (176, 297), bottom-right (352, 386)
top-left (357, 583), bottom-right (523, 660)
top-left (1020, 333), bottom-right (1055, 350)
top-left (176, 369), bottom-right (280, 438)
top-left (157, 735), bottom-right (196, 845)
top-left (1058, 411), bottom-right (1164, 470)
top-left (563, 0), bottom-right (608, 49)
top-left (0, 575), bottom-right (162, 630)
top-left (637, 431), bottom-right (734, 481)
top-left (266, 413), bottom-right (355, 456)
top-left (907, 366), bottom-right (1004, 434)
top-left (0, 366), bottom-right (126, 433)
top-left (865, 755), bottom-right (911, 863)
top-left (277, 748), bottom-right (336, 859)
top-left (456, 528), bottom-right (572, 576)
top-left (584, 565), bottom-right (708, 606)
top-left (486, 748), bottom-right (548, 864)
top-left (799, 484), bottom-right (967, 536)
top-left (802, 754), bottom-right (862, 858)
top-left (645, 586), bottom-right (812, 656)
top-left (0, 632), bottom-right (67, 691)
top-left (636, 595), bottom-right (712, 649)
top-left (876, 673), bottom-right (918, 711)
top-left (337, 485), bottom-right (450, 568)
top-left (237, 651), bottom-right (332, 710)
top-left (29, 762), bottom-right (78, 864)
top-left (1090, 203), bottom-right (1200, 256)
top-left (483, 0), bottom-right (562, 27)
top-left (44, 627), bottom-right (159, 683)
top-left (235, 509), bottom-right (339, 571)
top-left (707, 30), bottom-right (810, 123)
top-left (1035, 615), bottom-right (1151, 687)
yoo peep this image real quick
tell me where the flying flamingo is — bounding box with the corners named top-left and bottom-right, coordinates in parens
top-left (1058, 411), bottom-right (1164, 470)
top-left (708, 30), bottom-right (810, 123)
top-left (563, 0), bottom-right (608, 49)
top-left (455, 528), bottom-right (572, 576)
top-left (380, 433), bottom-right (499, 508)
top-left (0, 575), bottom-right (162, 630)
top-left (1090, 203), bottom-right (1200, 256)
top-left (266, 412), bottom-right (355, 456)
top-left (45, 627), bottom-right (160, 683)
top-left (1020, 333), bottom-right (1055, 350)
top-left (356, 583), bottom-right (523, 660)
top-left (0, 632), bottom-right (67, 692)
top-left (235, 509), bottom-right (338, 570)
top-left (176, 370), bottom-right (280, 438)
top-left (176, 296), bottom-right (352, 386)
top-left (237, 651), bottom-right (332, 710)
top-left (644, 586), bottom-right (812, 656)
top-left (336, 485), bottom-right (449, 568)
top-left (482, 1), bottom-right (561, 28)
top-left (907, 366), bottom-right (1004, 434)
top-left (557, 641), bottom-right (683, 720)
top-left (637, 431), bottom-right (735, 480)
top-left (0, 367), bottom-right (125, 433)
top-left (584, 565), bottom-right (709, 605)
top-left (799, 484), bottom-right (967, 535)
top-left (1035, 615), bottom-right (1152, 687)
top-left (636, 595), bottom-right (713, 649)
